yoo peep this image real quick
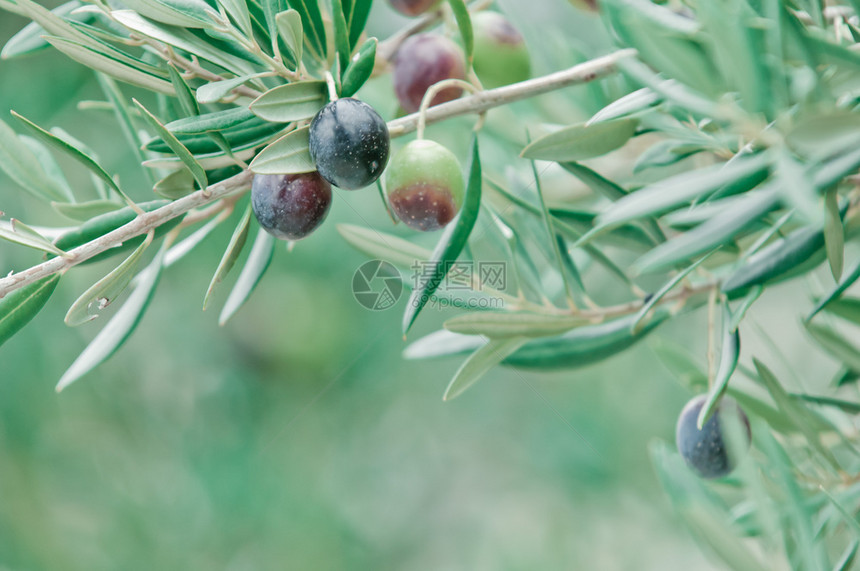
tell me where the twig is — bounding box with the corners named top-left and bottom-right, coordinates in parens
top-left (387, 49), bottom-right (638, 137)
top-left (0, 171), bottom-right (253, 298)
top-left (0, 50), bottom-right (633, 299)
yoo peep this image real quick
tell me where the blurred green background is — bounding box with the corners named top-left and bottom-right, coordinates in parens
top-left (1, 1), bottom-right (834, 569)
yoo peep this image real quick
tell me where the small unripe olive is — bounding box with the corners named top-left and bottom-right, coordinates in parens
top-left (471, 12), bottom-right (531, 89)
top-left (389, 0), bottom-right (441, 16)
top-left (251, 172), bottom-right (332, 240)
top-left (676, 394), bottom-right (751, 479)
top-left (385, 139), bottom-right (464, 231)
top-left (393, 34), bottom-right (466, 113)
top-left (308, 98), bottom-right (390, 190)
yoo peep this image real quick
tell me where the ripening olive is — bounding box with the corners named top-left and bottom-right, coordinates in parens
top-left (251, 172), bottom-right (332, 240)
top-left (385, 139), bottom-right (464, 231)
top-left (676, 394), bottom-right (751, 479)
top-left (308, 98), bottom-right (390, 190)
top-left (393, 33), bottom-right (466, 113)
top-left (389, 0), bottom-right (441, 16)
top-left (471, 11), bottom-right (531, 89)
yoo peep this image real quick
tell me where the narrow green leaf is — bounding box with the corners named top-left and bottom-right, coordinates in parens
top-left (697, 304), bottom-right (741, 428)
top-left (446, 0), bottom-right (473, 63)
top-left (11, 111), bottom-right (134, 206)
top-left (632, 250), bottom-right (714, 334)
top-left (64, 233), bottom-right (153, 326)
top-left (443, 337), bottom-right (527, 401)
top-left (95, 74), bottom-right (151, 184)
top-left (834, 540), bottom-right (859, 571)
top-left (404, 329), bottom-right (486, 360)
top-left (0, 117), bottom-right (70, 202)
top-left (633, 187), bottom-right (778, 274)
top-left (0, 274), bottom-right (61, 348)
top-left (249, 81), bottom-right (327, 122)
top-left (558, 161), bottom-right (626, 200)
top-left (203, 205), bottom-right (252, 310)
top-left (275, 9), bottom-right (303, 66)
top-left (723, 224), bottom-right (827, 296)
top-left (824, 189), bottom-right (844, 281)
top-left (331, 0), bottom-right (350, 75)
top-left (166, 64), bottom-right (199, 117)
top-left (595, 153), bottom-right (770, 230)
top-left (587, 87), bottom-right (660, 125)
top-left (285, 0), bottom-right (326, 60)
top-left (43, 36), bottom-right (175, 95)
top-left (1, 1), bottom-right (92, 59)
top-left (403, 136), bottom-right (481, 333)
top-left (347, 0), bottom-right (371, 50)
top-left (791, 394), bottom-right (860, 415)
top-left (218, 0), bottom-right (252, 36)
top-left (0, 220), bottom-right (68, 257)
top-left (115, 0), bottom-right (216, 28)
top-left (807, 259), bottom-right (860, 322)
top-left (754, 358), bottom-right (842, 471)
top-left (444, 312), bottom-right (587, 338)
top-left (814, 145), bottom-right (860, 191)
top-left (729, 285), bottom-right (761, 333)
top-left (56, 243), bottom-right (166, 392)
top-left (336, 223), bottom-right (431, 268)
top-left (197, 73), bottom-right (268, 103)
top-left (529, 152), bottom-right (577, 304)
top-left (248, 126), bottom-right (315, 174)
top-left (503, 309), bottom-right (669, 370)
top-left (134, 99), bottom-right (208, 191)
top-left (145, 116), bottom-right (282, 155)
top-left (153, 168), bottom-right (196, 199)
top-left (165, 107), bottom-right (256, 134)
top-left (219, 228), bottom-right (275, 325)
top-left (825, 298), bottom-right (860, 326)
top-left (341, 37), bottom-right (376, 98)
top-left (19, 134), bottom-right (74, 202)
top-left (805, 322), bottom-right (860, 372)
top-left (111, 10), bottom-right (254, 75)
top-left (521, 119), bottom-right (638, 162)
top-left (52, 199), bottom-right (122, 221)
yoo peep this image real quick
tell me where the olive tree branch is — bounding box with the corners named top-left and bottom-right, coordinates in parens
top-left (0, 49), bottom-right (635, 299)
top-left (387, 49), bottom-right (638, 137)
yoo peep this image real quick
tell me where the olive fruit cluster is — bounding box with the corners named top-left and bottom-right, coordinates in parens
top-left (252, 98), bottom-right (390, 241)
top-left (675, 395), bottom-right (751, 479)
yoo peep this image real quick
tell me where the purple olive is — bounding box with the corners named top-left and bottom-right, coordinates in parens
top-left (393, 33), bottom-right (466, 113)
top-left (251, 172), bottom-right (332, 240)
top-left (471, 11), bottom-right (531, 89)
top-left (389, 0), bottom-right (441, 17)
top-left (308, 98), bottom-right (390, 190)
top-left (676, 394), bottom-right (751, 479)
top-left (385, 139), bottom-right (464, 231)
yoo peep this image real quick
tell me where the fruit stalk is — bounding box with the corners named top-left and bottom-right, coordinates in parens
top-left (0, 49), bottom-right (635, 299)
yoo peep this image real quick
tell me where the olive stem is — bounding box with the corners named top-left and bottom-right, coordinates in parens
top-left (416, 78), bottom-right (482, 140)
top-left (706, 286), bottom-right (718, 389)
top-left (0, 51), bottom-right (632, 299)
top-left (325, 71), bottom-right (339, 101)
